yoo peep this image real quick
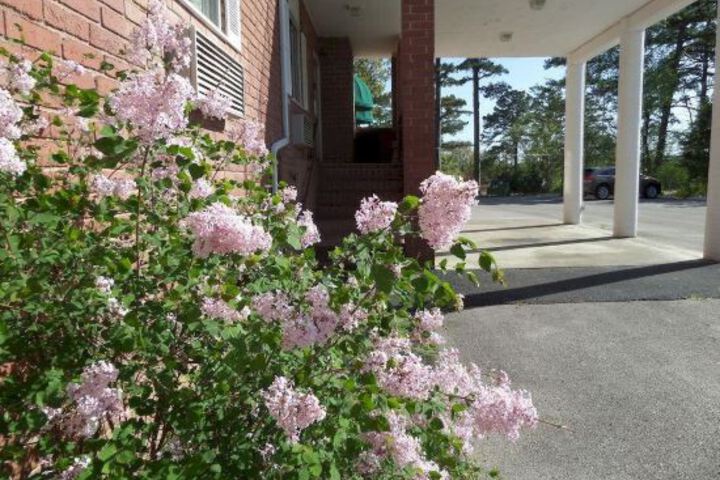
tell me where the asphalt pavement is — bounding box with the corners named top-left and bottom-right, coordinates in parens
top-left (443, 196), bottom-right (720, 480)
top-left (445, 300), bottom-right (720, 480)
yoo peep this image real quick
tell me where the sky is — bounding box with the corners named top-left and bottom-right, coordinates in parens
top-left (442, 57), bottom-right (565, 143)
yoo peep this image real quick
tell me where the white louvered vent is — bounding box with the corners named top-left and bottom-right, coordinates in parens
top-left (291, 114), bottom-right (314, 147)
top-left (193, 30), bottom-right (244, 117)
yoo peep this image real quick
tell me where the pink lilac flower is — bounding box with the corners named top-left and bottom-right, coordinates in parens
top-left (432, 349), bottom-right (538, 443)
top-left (55, 59), bottom-right (86, 81)
top-left (418, 172), bottom-right (478, 249)
top-left (189, 178), bottom-right (214, 199)
top-left (62, 362), bottom-right (123, 438)
top-left (412, 308), bottom-right (445, 344)
top-left (59, 456), bottom-right (90, 480)
top-left (0, 138), bottom-right (25, 175)
top-left (106, 298), bottom-right (128, 319)
top-left (109, 70), bottom-right (194, 144)
top-left (281, 185), bottom-right (297, 203)
top-left (229, 118), bottom-right (268, 157)
top-left (197, 88), bottom-right (232, 120)
top-left (113, 179), bottom-right (137, 200)
top-left (6, 58), bottom-right (35, 95)
top-left (338, 303), bottom-right (368, 331)
top-left (297, 210), bottom-right (321, 248)
top-left (252, 291), bottom-right (294, 323)
top-left (262, 376), bottom-right (326, 443)
top-left (25, 115), bottom-right (49, 135)
top-left (0, 88), bottom-right (23, 139)
top-left (94, 276), bottom-right (114, 294)
top-left (361, 412), bottom-right (449, 479)
top-left (182, 202), bottom-right (272, 258)
top-left (90, 175), bottom-right (137, 200)
top-left (201, 297), bottom-right (248, 322)
top-left (355, 195), bottom-right (397, 234)
top-left (129, 0), bottom-right (192, 71)
top-left (364, 337), bottom-right (434, 400)
top-left (152, 164), bottom-right (179, 181)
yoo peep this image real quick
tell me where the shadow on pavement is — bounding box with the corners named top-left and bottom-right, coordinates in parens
top-left (447, 260), bottom-right (719, 307)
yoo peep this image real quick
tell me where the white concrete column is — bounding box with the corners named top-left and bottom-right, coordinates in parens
top-left (613, 27), bottom-right (645, 238)
top-left (563, 61), bottom-right (586, 225)
top-left (704, 2), bottom-right (720, 260)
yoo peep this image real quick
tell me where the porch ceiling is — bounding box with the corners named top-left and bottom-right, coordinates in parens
top-left (304, 0), bottom-right (692, 58)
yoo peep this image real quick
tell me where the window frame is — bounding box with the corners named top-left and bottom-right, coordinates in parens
top-left (177, 0), bottom-right (242, 52)
top-left (288, 7), bottom-right (309, 109)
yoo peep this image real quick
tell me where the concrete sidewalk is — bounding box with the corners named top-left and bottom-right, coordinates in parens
top-left (438, 202), bottom-right (701, 270)
top-left (445, 300), bottom-right (720, 480)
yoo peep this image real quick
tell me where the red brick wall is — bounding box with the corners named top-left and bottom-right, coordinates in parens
top-left (318, 37), bottom-right (354, 164)
top-left (0, 0), bottom-right (285, 180)
top-left (398, 0), bottom-right (435, 197)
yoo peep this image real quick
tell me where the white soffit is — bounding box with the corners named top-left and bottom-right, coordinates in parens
top-left (437, 0), bottom-right (657, 58)
top-left (304, 0), bottom-right (696, 58)
top-left (303, 0), bottom-right (401, 57)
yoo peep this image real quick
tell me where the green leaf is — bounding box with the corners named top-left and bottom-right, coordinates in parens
top-left (97, 443), bottom-right (118, 461)
top-left (371, 264), bottom-right (394, 294)
top-left (450, 243), bottom-right (466, 260)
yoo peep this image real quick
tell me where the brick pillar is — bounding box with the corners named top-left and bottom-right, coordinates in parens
top-left (319, 37), bottom-right (354, 163)
top-left (399, 0), bottom-right (435, 261)
top-left (399, 0), bottom-right (436, 195)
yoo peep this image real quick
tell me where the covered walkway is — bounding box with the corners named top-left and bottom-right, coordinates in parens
top-left (438, 198), bottom-right (703, 270)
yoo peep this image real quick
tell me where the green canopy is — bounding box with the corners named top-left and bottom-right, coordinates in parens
top-left (354, 74), bottom-right (374, 125)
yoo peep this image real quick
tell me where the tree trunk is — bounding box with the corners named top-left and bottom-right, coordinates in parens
top-left (435, 58), bottom-right (441, 170)
top-left (642, 108), bottom-right (651, 171)
top-left (654, 24), bottom-right (688, 170)
top-left (473, 65), bottom-right (481, 187)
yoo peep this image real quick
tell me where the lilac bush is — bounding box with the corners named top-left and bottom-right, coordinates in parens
top-left (0, 2), bottom-right (535, 479)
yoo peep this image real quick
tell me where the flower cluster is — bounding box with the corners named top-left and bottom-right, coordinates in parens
top-left (198, 88), bottom-right (232, 120)
top-left (254, 285), bottom-right (367, 350)
top-left (355, 195), bottom-right (397, 234)
top-left (418, 172), bottom-right (478, 249)
top-left (262, 376), bottom-right (326, 443)
top-left (359, 412), bottom-right (448, 479)
top-left (182, 202), bottom-right (272, 258)
top-left (229, 118), bottom-right (268, 158)
top-left (3, 58), bottom-right (35, 95)
top-left (91, 174), bottom-right (137, 200)
top-left (201, 297), bottom-right (249, 323)
top-left (0, 88), bottom-right (23, 140)
top-left (412, 308), bottom-right (445, 345)
top-left (364, 336), bottom-right (434, 400)
top-left (108, 71), bottom-right (194, 143)
top-left (49, 362), bottom-right (123, 439)
top-left (281, 185), bottom-right (297, 203)
top-left (128, 0), bottom-right (192, 71)
top-left (189, 178), bottom-right (214, 199)
top-left (365, 340), bottom-right (538, 449)
top-left (95, 276), bottom-right (115, 294)
top-left (0, 137), bottom-right (25, 175)
top-left (297, 210), bottom-right (321, 248)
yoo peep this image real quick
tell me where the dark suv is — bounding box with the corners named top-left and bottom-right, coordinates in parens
top-left (583, 167), bottom-right (661, 200)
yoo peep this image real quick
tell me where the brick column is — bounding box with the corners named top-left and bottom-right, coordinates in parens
top-left (398, 0), bottom-right (435, 261)
top-left (399, 0), bottom-right (436, 196)
top-left (319, 37), bottom-right (354, 163)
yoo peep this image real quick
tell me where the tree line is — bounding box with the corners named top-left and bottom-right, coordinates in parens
top-left (438, 0), bottom-right (717, 197)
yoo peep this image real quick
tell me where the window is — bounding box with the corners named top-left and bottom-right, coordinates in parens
top-left (182, 0), bottom-right (242, 48)
top-left (188, 0), bottom-right (221, 28)
top-left (288, 9), bottom-right (308, 108)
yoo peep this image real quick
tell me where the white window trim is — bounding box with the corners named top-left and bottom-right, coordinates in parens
top-left (176, 0), bottom-right (242, 53)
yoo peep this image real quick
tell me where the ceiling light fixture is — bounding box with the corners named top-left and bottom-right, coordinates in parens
top-left (344, 4), bottom-right (362, 17)
top-left (529, 0), bottom-right (546, 10)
